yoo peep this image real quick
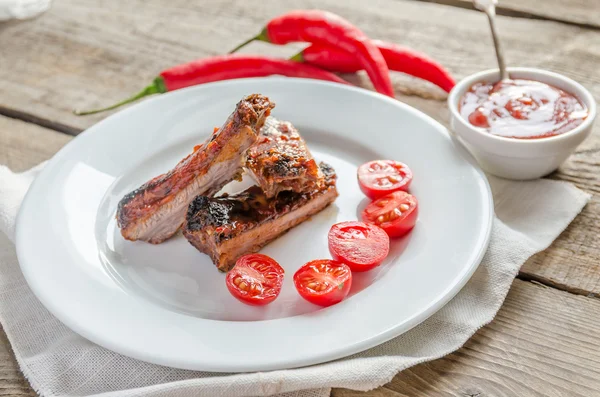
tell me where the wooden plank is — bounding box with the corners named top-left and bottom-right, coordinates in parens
top-left (0, 0), bottom-right (598, 130)
top-left (520, 192), bottom-right (600, 297)
top-left (333, 279), bottom-right (600, 397)
top-left (518, 29), bottom-right (600, 295)
top-left (0, 115), bottom-right (71, 172)
top-left (415, 0), bottom-right (600, 30)
top-left (0, 327), bottom-right (34, 396)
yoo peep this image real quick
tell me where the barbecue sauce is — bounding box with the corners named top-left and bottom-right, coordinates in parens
top-left (459, 79), bottom-right (588, 139)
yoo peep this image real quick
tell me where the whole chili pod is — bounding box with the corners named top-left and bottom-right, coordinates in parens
top-left (75, 55), bottom-right (349, 116)
top-left (230, 10), bottom-right (395, 98)
top-left (291, 40), bottom-right (456, 93)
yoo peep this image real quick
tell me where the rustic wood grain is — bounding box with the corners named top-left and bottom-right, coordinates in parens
top-left (0, 327), bottom-right (35, 396)
top-left (416, 0), bottom-right (600, 29)
top-left (0, 0), bottom-right (599, 295)
top-left (515, 29), bottom-right (600, 295)
top-left (0, 115), bottom-right (71, 172)
top-left (0, 0), bottom-right (598, 129)
top-left (333, 279), bottom-right (600, 397)
top-left (520, 192), bottom-right (600, 298)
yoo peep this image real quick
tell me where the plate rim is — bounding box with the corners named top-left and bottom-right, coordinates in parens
top-left (15, 77), bottom-right (494, 371)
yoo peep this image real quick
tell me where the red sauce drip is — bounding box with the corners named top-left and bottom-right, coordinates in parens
top-left (459, 79), bottom-right (588, 139)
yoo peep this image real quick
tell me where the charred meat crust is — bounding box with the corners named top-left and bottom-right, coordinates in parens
top-left (118, 95), bottom-right (273, 212)
top-left (184, 162), bottom-right (337, 271)
top-left (117, 94), bottom-right (274, 243)
top-left (246, 117), bottom-right (323, 198)
top-left (186, 163), bottom-right (335, 237)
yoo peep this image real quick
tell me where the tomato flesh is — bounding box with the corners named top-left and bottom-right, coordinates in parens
top-left (328, 221), bottom-right (389, 272)
top-left (293, 260), bottom-right (352, 307)
top-left (362, 191), bottom-right (418, 238)
top-left (358, 160), bottom-right (413, 199)
top-left (226, 254), bottom-right (284, 306)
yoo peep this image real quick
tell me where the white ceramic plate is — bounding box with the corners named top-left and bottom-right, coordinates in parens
top-left (16, 78), bottom-right (492, 372)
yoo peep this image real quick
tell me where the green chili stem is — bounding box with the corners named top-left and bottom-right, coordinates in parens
top-left (74, 77), bottom-right (166, 116)
top-left (288, 51), bottom-right (304, 62)
top-left (228, 30), bottom-right (269, 54)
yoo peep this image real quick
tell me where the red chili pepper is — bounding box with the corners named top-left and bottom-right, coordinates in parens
top-left (74, 55), bottom-right (349, 116)
top-left (291, 40), bottom-right (456, 93)
top-left (230, 10), bottom-right (395, 98)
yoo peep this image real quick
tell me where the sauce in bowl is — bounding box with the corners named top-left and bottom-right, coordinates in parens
top-left (459, 79), bottom-right (588, 139)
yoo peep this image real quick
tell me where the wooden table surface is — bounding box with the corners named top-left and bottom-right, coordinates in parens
top-left (1, 0), bottom-right (600, 395)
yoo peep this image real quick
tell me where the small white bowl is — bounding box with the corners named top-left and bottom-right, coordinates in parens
top-left (448, 67), bottom-right (596, 180)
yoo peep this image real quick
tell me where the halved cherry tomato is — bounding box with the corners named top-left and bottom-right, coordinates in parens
top-left (293, 260), bottom-right (352, 307)
top-left (357, 160), bottom-right (413, 199)
top-left (362, 191), bottom-right (418, 238)
top-left (328, 221), bottom-right (389, 272)
top-left (226, 254), bottom-right (284, 306)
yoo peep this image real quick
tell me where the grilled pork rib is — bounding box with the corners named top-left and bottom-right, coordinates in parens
top-left (117, 94), bottom-right (274, 244)
top-left (183, 162), bottom-right (338, 272)
top-left (246, 117), bottom-right (323, 198)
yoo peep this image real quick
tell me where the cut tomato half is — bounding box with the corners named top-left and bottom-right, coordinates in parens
top-left (358, 160), bottom-right (413, 199)
top-left (293, 260), bottom-right (352, 307)
top-left (328, 221), bottom-right (389, 272)
top-left (226, 254), bottom-right (284, 306)
top-left (362, 191), bottom-right (418, 238)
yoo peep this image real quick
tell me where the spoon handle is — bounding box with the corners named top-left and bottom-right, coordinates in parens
top-left (484, 7), bottom-right (509, 80)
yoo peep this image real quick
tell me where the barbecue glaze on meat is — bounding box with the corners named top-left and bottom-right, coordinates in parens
top-left (183, 163), bottom-right (338, 272)
top-left (246, 117), bottom-right (323, 198)
top-left (117, 94), bottom-right (274, 244)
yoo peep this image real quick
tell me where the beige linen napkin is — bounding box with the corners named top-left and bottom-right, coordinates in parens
top-left (0, 163), bottom-right (590, 397)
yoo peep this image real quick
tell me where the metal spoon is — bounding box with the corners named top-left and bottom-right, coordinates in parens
top-left (473, 0), bottom-right (509, 80)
